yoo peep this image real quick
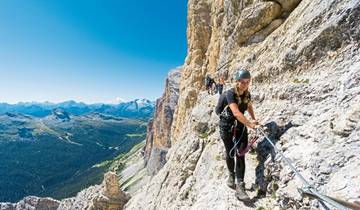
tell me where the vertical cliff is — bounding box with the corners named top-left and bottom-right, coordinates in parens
top-left (126, 0), bottom-right (360, 209)
top-left (1, 0), bottom-right (358, 209)
top-left (144, 67), bottom-right (182, 175)
top-left (171, 0), bottom-right (303, 143)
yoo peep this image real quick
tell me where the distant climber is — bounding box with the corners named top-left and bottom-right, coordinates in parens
top-left (215, 68), bottom-right (259, 202)
top-left (223, 69), bottom-right (229, 80)
top-left (205, 74), bottom-right (211, 93)
top-left (216, 73), bottom-right (225, 95)
top-left (205, 74), bottom-right (216, 94)
top-left (211, 78), bottom-right (217, 94)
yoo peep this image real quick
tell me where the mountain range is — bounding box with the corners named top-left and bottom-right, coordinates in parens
top-left (0, 99), bottom-right (155, 119)
top-left (0, 102), bottom-right (151, 202)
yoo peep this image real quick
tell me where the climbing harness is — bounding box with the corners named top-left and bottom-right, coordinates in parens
top-left (228, 121), bottom-right (260, 158)
top-left (237, 134), bottom-right (258, 156)
top-left (255, 127), bottom-right (351, 210)
top-left (229, 121), bottom-right (245, 158)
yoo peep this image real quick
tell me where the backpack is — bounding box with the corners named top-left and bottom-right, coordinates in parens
top-left (215, 91), bottom-right (227, 115)
top-left (215, 91), bottom-right (236, 122)
top-left (216, 90), bottom-right (251, 123)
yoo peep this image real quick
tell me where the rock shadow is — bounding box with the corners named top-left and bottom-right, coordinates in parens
top-left (254, 121), bottom-right (293, 197)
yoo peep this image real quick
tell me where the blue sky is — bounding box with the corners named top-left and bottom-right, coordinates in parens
top-left (0, 0), bottom-right (187, 104)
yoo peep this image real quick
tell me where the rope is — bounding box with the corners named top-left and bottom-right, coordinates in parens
top-left (227, 120), bottom-right (259, 158)
top-left (229, 123), bottom-right (245, 158)
top-left (237, 134), bottom-right (258, 156)
top-left (256, 127), bottom-right (350, 210)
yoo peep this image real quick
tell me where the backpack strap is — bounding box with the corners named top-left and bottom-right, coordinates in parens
top-left (220, 104), bottom-right (229, 116)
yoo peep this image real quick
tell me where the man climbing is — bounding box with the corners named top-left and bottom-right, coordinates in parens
top-left (205, 74), bottom-right (212, 94)
top-left (205, 74), bottom-right (217, 95)
top-left (210, 77), bottom-right (217, 94)
top-left (216, 68), bottom-right (259, 201)
top-left (217, 73), bottom-right (225, 95)
top-left (223, 69), bottom-right (229, 80)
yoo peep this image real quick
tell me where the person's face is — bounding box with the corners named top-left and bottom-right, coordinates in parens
top-left (237, 78), bottom-right (250, 91)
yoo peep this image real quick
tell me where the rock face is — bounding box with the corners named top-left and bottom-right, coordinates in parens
top-left (0, 196), bottom-right (60, 210)
top-left (2, 0), bottom-right (359, 209)
top-left (0, 172), bottom-right (130, 210)
top-left (58, 172), bottom-right (130, 210)
top-left (126, 0), bottom-right (360, 209)
top-left (144, 67), bottom-right (182, 175)
top-left (93, 172), bottom-right (130, 210)
top-left (171, 0), bottom-right (304, 143)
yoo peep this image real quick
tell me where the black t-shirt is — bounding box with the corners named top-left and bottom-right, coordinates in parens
top-left (226, 88), bottom-right (251, 114)
top-left (216, 88), bottom-right (251, 121)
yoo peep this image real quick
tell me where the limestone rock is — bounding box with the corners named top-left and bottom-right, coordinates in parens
top-left (332, 95), bottom-right (360, 137)
top-left (58, 172), bottom-right (130, 210)
top-left (144, 118), bottom-right (154, 162)
top-left (127, 0), bottom-right (360, 209)
top-left (118, 142), bottom-right (150, 195)
top-left (234, 2), bottom-right (282, 45)
top-left (92, 172), bottom-right (130, 210)
top-left (4, 0), bottom-right (360, 209)
top-left (247, 18), bottom-right (284, 44)
top-left (144, 67), bottom-right (182, 175)
top-left (273, 0), bottom-right (302, 13)
top-left (0, 197), bottom-right (59, 210)
top-left (171, 0), bottom-right (294, 143)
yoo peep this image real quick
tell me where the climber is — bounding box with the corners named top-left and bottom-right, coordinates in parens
top-left (217, 73), bottom-right (225, 95)
top-left (211, 78), bottom-right (217, 94)
top-left (205, 74), bottom-right (217, 95)
top-left (205, 74), bottom-right (212, 94)
top-left (216, 68), bottom-right (259, 202)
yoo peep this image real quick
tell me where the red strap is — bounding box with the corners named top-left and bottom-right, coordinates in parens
top-left (237, 135), bottom-right (258, 156)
